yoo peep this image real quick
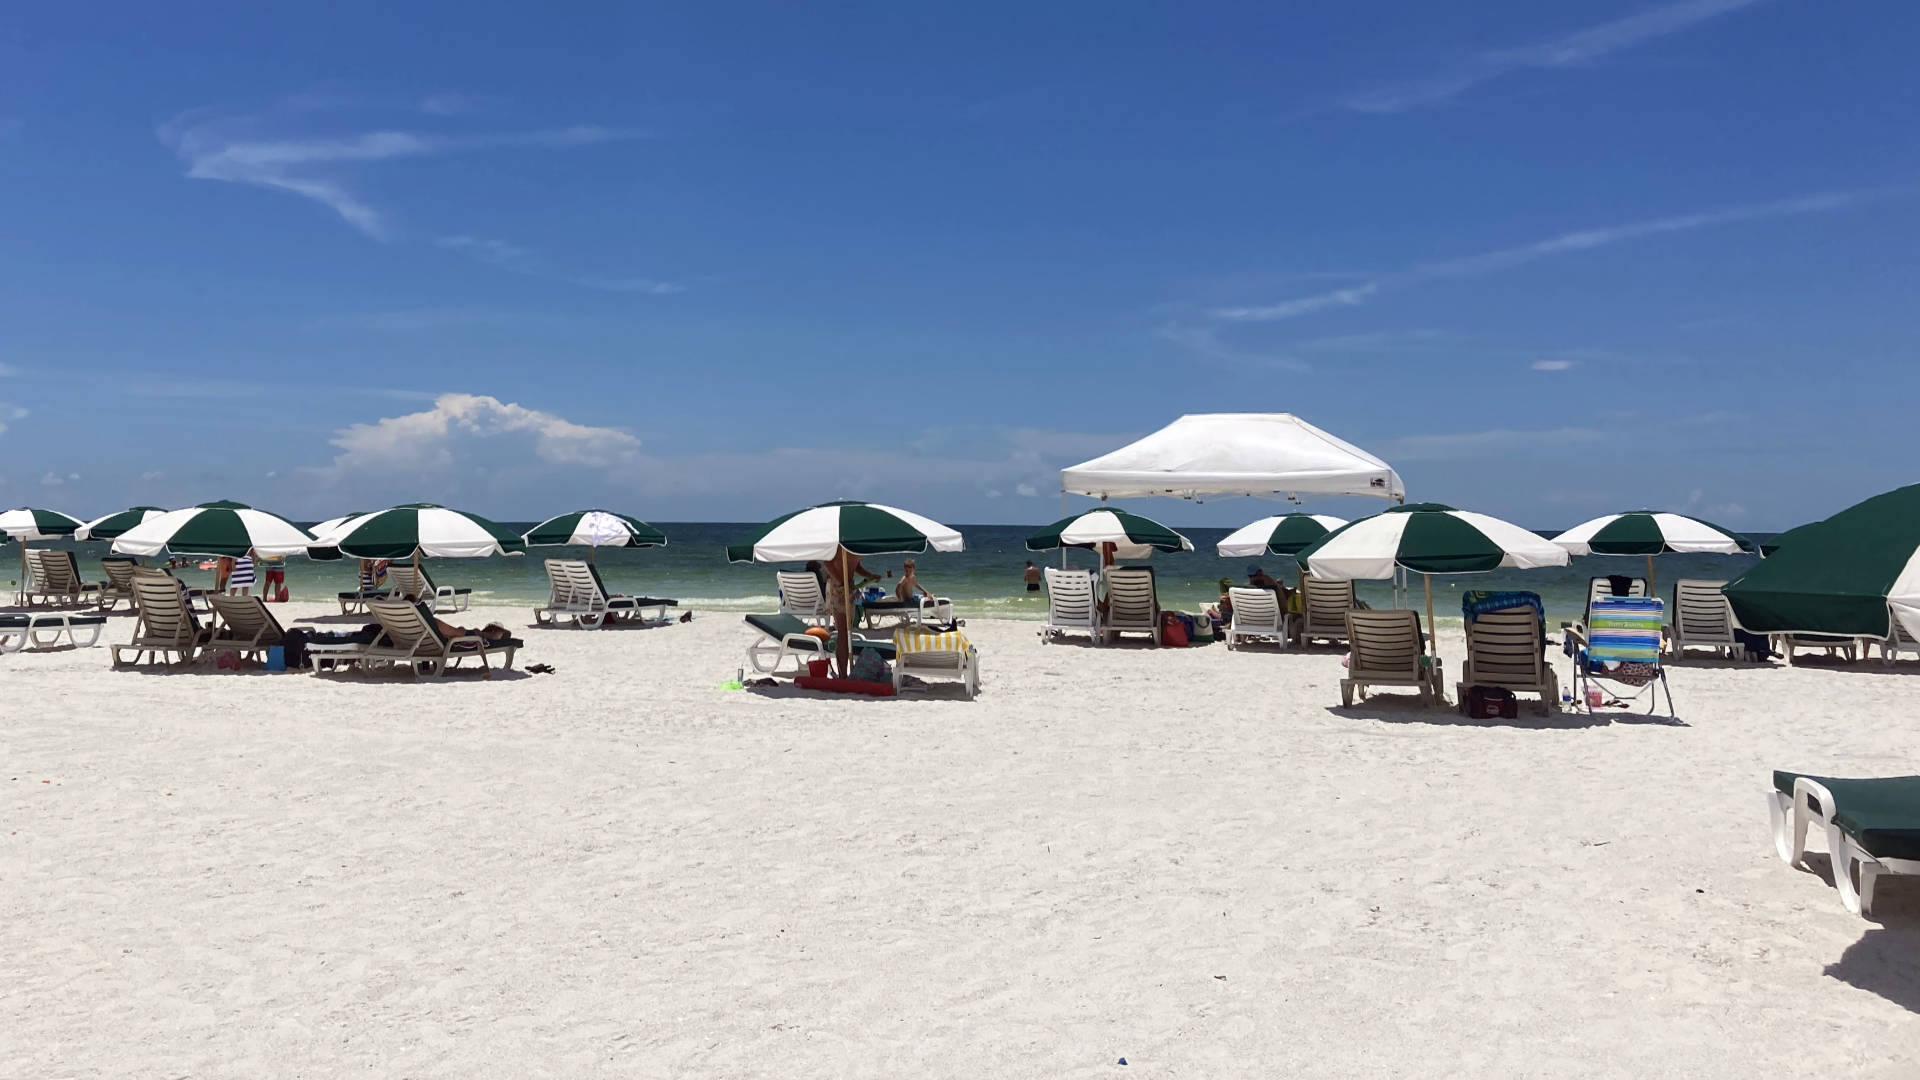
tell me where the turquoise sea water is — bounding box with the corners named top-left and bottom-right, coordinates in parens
top-left (23, 523), bottom-right (1772, 626)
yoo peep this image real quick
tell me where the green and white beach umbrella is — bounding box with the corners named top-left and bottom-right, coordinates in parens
top-left (1293, 503), bottom-right (1569, 658)
top-left (525, 509), bottom-right (667, 561)
top-left (1216, 513), bottom-right (1348, 558)
top-left (309, 512), bottom-right (370, 540)
top-left (1726, 483), bottom-right (1920, 642)
top-left (726, 500), bottom-right (963, 564)
top-left (1552, 511), bottom-right (1754, 557)
top-left (0, 506), bottom-right (83, 541)
top-left (728, 500), bottom-right (963, 675)
top-left (74, 506), bottom-right (166, 542)
top-left (112, 500), bottom-right (315, 557)
top-left (314, 503), bottom-right (526, 560)
top-left (1024, 508), bottom-right (1193, 559)
top-left (1553, 509), bottom-right (1754, 595)
top-left (0, 506), bottom-right (84, 590)
top-left (1760, 521), bottom-right (1822, 558)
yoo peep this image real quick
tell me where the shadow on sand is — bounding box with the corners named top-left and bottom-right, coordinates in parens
top-left (1828, 924), bottom-right (1920, 1014)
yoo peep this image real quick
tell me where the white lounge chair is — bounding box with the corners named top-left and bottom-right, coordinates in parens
top-left (1579, 575), bottom-right (1644, 625)
top-left (18, 549), bottom-right (102, 608)
top-left (1669, 579), bottom-right (1740, 660)
top-left (1780, 633), bottom-right (1862, 666)
top-left (1341, 609), bottom-right (1441, 707)
top-left (742, 612), bottom-right (892, 675)
top-left (1457, 606), bottom-right (1556, 716)
top-left (776, 570), bottom-right (830, 625)
top-left (1102, 567), bottom-right (1161, 645)
top-left (112, 569), bottom-right (207, 667)
top-left (892, 628), bottom-right (979, 699)
top-left (97, 557), bottom-right (142, 612)
top-left (1224, 587), bottom-right (1288, 650)
top-left (385, 563), bottom-right (472, 613)
top-left (534, 559), bottom-right (676, 628)
top-left (204, 594), bottom-right (287, 662)
top-left (1770, 772), bottom-right (1920, 918)
top-left (0, 611), bottom-right (108, 652)
top-left (1296, 577), bottom-right (1356, 647)
top-left (1040, 568), bottom-right (1100, 645)
top-left (335, 600), bottom-right (519, 676)
top-left (1879, 609), bottom-right (1920, 665)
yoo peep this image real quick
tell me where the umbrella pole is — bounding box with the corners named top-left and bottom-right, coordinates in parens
top-left (588, 545), bottom-right (596, 566)
top-left (1645, 553), bottom-right (1656, 599)
top-left (1423, 573), bottom-right (1436, 661)
top-left (837, 548), bottom-right (853, 678)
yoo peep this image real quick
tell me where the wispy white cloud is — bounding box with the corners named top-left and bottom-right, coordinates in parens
top-left (1380, 425), bottom-right (1607, 462)
top-left (40, 471), bottom-right (79, 486)
top-left (0, 363), bottom-right (21, 377)
top-left (1155, 324), bottom-right (1311, 372)
top-left (161, 109), bottom-right (646, 239)
top-left (1214, 188), bottom-right (1875, 324)
top-left (418, 92), bottom-right (480, 117)
top-left (1345, 0), bottom-right (1767, 114)
top-left (1531, 359), bottom-right (1578, 372)
top-left (437, 235), bottom-right (683, 295)
top-left (1015, 483), bottom-right (1039, 498)
top-left (0, 402), bottom-right (25, 437)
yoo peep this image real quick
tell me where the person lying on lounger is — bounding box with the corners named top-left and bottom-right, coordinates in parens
top-left (432, 617), bottom-right (512, 644)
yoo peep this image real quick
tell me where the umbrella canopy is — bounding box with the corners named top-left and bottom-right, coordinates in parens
top-left (316, 503), bottom-right (526, 560)
top-left (1552, 511), bottom-right (1754, 556)
top-left (1061, 413), bottom-right (1404, 501)
top-left (1295, 503), bottom-right (1568, 667)
top-left (726, 501), bottom-right (963, 564)
top-left (0, 507), bottom-right (83, 541)
top-left (1760, 521), bottom-right (1823, 557)
top-left (525, 509), bottom-right (667, 549)
top-left (1294, 503), bottom-right (1569, 579)
top-left (113, 500), bottom-right (315, 557)
top-left (309, 512), bottom-right (370, 540)
top-left (1025, 508), bottom-right (1193, 559)
top-left (1217, 513), bottom-right (1348, 558)
top-left (74, 506), bottom-right (166, 542)
top-left (1725, 484), bottom-right (1920, 641)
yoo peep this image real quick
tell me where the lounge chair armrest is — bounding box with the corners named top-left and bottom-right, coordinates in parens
top-left (783, 632), bottom-right (829, 654)
top-left (447, 634), bottom-right (487, 652)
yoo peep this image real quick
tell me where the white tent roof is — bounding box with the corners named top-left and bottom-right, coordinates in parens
top-left (1060, 413), bottom-right (1405, 501)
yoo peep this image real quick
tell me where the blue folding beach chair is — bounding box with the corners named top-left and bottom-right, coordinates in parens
top-left (1569, 596), bottom-right (1676, 719)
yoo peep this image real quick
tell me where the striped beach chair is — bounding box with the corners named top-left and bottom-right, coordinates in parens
top-left (1571, 596), bottom-right (1675, 718)
top-left (892, 627), bottom-right (979, 698)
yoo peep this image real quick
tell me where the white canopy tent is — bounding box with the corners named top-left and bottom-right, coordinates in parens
top-left (1060, 413), bottom-right (1405, 502)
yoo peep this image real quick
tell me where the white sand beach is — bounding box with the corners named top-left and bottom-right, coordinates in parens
top-left (5, 601), bottom-right (1919, 1077)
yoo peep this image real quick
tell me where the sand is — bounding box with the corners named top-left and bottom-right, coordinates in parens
top-left (4, 599), bottom-right (1919, 1077)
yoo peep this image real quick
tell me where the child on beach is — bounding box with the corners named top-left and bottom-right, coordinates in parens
top-left (896, 559), bottom-right (934, 603)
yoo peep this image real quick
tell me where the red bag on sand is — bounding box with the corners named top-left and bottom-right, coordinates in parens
top-left (1161, 613), bottom-right (1188, 647)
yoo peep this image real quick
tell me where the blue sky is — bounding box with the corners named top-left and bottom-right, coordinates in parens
top-left (1, 0), bottom-right (1915, 529)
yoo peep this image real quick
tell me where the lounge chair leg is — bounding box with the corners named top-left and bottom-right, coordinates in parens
top-left (1340, 680), bottom-right (1354, 707)
top-left (1768, 791), bottom-right (1804, 866)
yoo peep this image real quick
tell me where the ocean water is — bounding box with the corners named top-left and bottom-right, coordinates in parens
top-left (27, 523), bottom-right (1772, 626)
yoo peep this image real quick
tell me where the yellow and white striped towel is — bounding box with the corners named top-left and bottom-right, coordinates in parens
top-left (894, 629), bottom-right (972, 655)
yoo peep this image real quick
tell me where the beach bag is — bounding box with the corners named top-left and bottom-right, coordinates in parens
top-left (1464, 686), bottom-right (1517, 719)
top-left (1160, 612), bottom-right (1189, 647)
top-left (850, 647), bottom-right (890, 683)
